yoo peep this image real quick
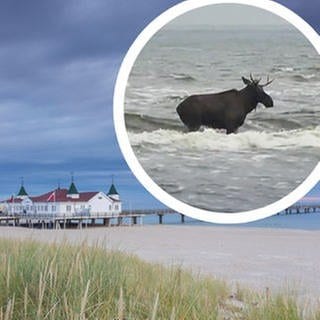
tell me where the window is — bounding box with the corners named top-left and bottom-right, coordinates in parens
top-left (115, 204), bottom-right (119, 210)
top-left (52, 206), bottom-right (56, 212)
top-left (66, 205), bottom-right (71, 212)
top-left (44, 206), bottom-right (48, 212)
top-left (98, 196), bottom-right (102, 199)
top-left (109, 205), bottom-right (111, 210)
top-left (26, 205), bottom-right (29, 211)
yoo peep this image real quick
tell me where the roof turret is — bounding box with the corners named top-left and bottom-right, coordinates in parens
top-left (107, 176), bottom-right (120, 201)
top-left (17, 177), bottom-right (28, 198)
top-left (67, 173), bottom-right (79, 198)
top-left (107, 183), bottom-right (118, 196)
top-left (18, 185), bottom-right (28, 196)
top-left (67, 182), bottom-right (79, 195)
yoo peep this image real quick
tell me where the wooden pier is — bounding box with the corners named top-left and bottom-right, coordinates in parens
top-left (0, 208), bottom-right (184, 229)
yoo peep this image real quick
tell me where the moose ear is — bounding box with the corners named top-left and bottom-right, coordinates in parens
top-left (242, 77), bottom-right (251, 85)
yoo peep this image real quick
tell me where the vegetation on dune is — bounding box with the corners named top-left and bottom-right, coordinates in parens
top-left (0, 239), bottom-right (315, 319)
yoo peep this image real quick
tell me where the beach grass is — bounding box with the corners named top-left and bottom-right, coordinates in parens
top-left (0, 238), bottom-right (315, 319)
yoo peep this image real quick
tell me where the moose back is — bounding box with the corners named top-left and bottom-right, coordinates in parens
top-left (176, 75), bottom-right (274, 134)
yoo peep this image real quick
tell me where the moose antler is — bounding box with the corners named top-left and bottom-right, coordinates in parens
top-left (250, 73), bottom-right (261, 84)
top-left (261, 75), bottom-right (274, 87)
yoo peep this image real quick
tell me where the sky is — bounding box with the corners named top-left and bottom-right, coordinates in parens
top-left (0, 0), bottom-right (319, 209)
top-left (170, 3), bottom-right (287, 27)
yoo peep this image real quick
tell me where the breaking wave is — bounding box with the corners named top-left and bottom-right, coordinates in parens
top-left (169, 73), bottom-right (196, 81)
top-left (271, 66), bottom-right (295, 72)
top-left (292, 74), bottom-right (318, 82)
top-left (125, 112), bottom-right (184, 132)
top-left (129, 127), bottom-right (320, 152)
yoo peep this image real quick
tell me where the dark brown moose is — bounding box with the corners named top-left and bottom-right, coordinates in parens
top-left (176, 75), bottom-right (274, 134)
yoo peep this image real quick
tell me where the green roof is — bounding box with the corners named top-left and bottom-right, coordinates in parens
top-left (108, 183), bottom-right (118, 195)
top-left (67, 182), bottom-right (79, 194)
top-left (18, 186), bottom-right (28, 196)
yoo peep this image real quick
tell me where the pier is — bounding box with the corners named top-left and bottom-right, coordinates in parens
top-left (0, 208), bottom-right (184, 229)
top-left (121, 208), bottom-right (185, 224)
top-left (282, 203), bottom-right (320, 215)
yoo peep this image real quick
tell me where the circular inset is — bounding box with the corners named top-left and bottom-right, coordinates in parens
top-left (114, 0), bottom-right (320, 223)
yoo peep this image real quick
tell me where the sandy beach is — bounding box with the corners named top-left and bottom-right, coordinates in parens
top-left (1, 225), bottom-right (319, 303)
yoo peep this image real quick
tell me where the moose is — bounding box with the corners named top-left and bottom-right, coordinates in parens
top-left (176, 74), bottom-right (274, 134)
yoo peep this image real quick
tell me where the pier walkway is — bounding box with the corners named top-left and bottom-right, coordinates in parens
top-left (0, 208), bottom-right (183, 229)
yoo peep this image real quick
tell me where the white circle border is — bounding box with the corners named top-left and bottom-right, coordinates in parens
top-left (114, 0), bottom-right (320, 224)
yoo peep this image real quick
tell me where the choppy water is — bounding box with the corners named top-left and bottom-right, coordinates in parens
top-left (125, 25), bottom-right (320, 212)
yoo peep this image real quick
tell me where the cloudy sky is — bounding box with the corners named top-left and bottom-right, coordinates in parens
top-left (0, 0), bottom-right (319, 207)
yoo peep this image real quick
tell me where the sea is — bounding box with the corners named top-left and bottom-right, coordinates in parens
top-left (136, 211), bottom-right (320, 230)
top-left (125, 24), bottom-right (320, 213)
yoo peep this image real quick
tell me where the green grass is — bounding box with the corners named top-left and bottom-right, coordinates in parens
top-left (0, 238), bottom-right (316, 319)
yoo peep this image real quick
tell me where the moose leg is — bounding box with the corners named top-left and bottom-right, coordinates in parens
top-left (183, 117), bottom-right (201, 132)
top-left (226, 126), bottom-right (237, 134)
top-left (187, 125), bottom-right (201, 132)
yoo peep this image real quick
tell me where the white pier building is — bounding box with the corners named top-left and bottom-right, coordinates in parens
top-left (1, 179), bottom-right (121, 217)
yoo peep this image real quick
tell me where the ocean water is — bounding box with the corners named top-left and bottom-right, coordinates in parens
top-left (125, 25), bottom-right (320, 212)
top-left (140, 210), bottom-right (320, 230)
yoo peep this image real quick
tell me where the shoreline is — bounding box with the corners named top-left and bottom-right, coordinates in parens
top-left (1, 224), bottom-right (319, 303)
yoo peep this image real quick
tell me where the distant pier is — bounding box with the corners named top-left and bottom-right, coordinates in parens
top-left (282, 204), bottom-right (320, 215)
top-left (0, 208), bottom-right (184, 229)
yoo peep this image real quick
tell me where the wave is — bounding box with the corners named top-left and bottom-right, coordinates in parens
top-left (271, 66), bottom-right (295, 72)
top-left (166, 94), bottom-right (187, 101)
top-left (125, 113), bottom-right (184, 132)
top-left (270, 67), bottom-right (320, 82)
top-left (169, 73), bottom-right (196, 81)
top-left (292, 74), bottom-right (317, 82)
top-left (159, 183), bottom-right (185, 194)
top-left (129, 127), bottom-right (320, 152)
top-left (307, 65), bottom-right (320, 72)
top-left (244, 117), bottom-right (303, 131)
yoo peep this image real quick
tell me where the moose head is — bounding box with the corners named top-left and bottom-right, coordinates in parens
top-left (242, 74), bottom-right (274, 108)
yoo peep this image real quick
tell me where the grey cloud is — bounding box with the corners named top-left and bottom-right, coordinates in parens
top-left (278, 0), bottom-right (320, 30)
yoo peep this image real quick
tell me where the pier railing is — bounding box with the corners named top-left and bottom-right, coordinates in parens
top-left (0, 212), bottom-right (121, 220)
top-left (0, 207), bottom-right (185, 228)
top-left (121, 208), bottom-right (177, 215)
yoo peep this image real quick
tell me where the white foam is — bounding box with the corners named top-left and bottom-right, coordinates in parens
top-left (297, 74), bottom-right (317, 80)
top-left (276, 66), bottom-right (295, 72)
top-left (129, 127), bottom-right (320, 152)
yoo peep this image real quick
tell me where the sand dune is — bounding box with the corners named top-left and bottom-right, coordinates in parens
top-left (1, 225), bottom-right (319, 303)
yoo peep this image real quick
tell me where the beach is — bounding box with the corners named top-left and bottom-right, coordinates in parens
top-left (1, 225), bottom-right (319, 304)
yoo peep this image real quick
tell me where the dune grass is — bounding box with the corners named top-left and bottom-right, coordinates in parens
top-left (0, 238), bottom-right (316, 319)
